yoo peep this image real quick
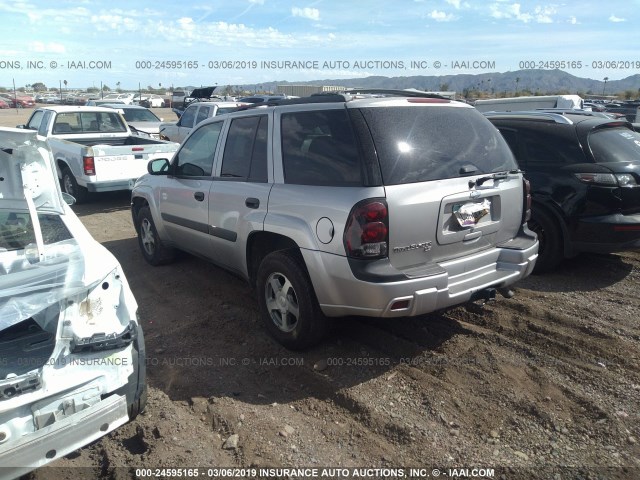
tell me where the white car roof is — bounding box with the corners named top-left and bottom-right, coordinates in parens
top-left (39, 105), bottom-right (123, 113)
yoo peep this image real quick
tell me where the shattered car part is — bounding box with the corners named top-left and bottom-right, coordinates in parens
top-left (0, 128), bottom-right (146, 479)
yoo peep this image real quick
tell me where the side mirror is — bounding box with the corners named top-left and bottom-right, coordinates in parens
top-left (148, 158), bottom-right (171, 175)
top-left (61, 192), bottom-right (76, 205)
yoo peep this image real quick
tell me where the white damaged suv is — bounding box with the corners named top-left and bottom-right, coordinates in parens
top-left (0, 128), bottom-right (146, 478)
top-left (132, 91), bottom-right (538, 349)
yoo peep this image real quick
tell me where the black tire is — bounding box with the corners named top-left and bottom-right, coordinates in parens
top-left (256, 250), bottom-right (329, 350)
top-left (136, 206), bottom-right (175, 265)
top-left (528, 207), bottom-right (563, 273)
top-left (61, 166), bottom-right (89, 203)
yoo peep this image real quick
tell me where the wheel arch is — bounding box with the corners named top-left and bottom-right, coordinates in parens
top-left (246, 231), bottom-right (301, 288)
top-left (56, 159), bottom-right (70, 179)
top-left (530, 198), bottom-right (573, 257)
top-left (131, 195), bottom-right (150, 226)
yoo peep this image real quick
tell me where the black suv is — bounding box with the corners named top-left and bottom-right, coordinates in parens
top-left (486, 111), bottom-right (640, 272)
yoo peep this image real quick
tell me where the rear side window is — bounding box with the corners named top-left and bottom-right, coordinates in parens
top-left (360, 106), bottom-right (516, 185)
top-left (220, 115), bottom-right (268, 182)
top-left (281, 109), bottom-right (362, 186)
top-left (588, 127), bottom-right (640, 163)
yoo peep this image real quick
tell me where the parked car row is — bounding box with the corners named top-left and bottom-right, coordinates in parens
top-left (0, 93), bottom-right (36, 108)
top-left (0, 92), bottom-right (171, 108)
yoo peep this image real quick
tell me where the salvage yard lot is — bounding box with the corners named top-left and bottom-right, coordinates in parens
top-left (1, 110), bottom-right (639, 479)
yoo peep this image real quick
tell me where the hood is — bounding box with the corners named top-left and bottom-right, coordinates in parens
top-left (189, 86), bottom-right (217, 99)
top-left (127, 121), bottom-right (162, 134)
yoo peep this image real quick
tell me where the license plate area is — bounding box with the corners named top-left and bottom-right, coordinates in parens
top-left (452, 199), bottom-right (491, 228)
top-left (438, 194), bottom-right (502, 245)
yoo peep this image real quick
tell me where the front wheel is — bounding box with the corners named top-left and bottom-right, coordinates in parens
top-left (256, 251), bottom-right (329, 350)
top-left (136, 206), bottom-right (175, 265)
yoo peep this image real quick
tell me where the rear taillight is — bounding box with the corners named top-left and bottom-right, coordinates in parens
top-left (83, 156), bottom-right (95, 175)
top-left (574, 173), bottom-right (637, 186)
top-left (523, 178), bottom-right (532, 223)
top-left (344, 199), bottom-right (389, 258)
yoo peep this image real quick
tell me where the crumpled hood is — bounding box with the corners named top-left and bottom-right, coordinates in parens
top-left (0, 127), bottom-right (125, 331)
top-left (0, 233), bottom-right (122, 331)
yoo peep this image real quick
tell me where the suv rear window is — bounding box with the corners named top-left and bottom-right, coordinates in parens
top-left (281, 109), bottom-right (362, 186)
top-left (588, 127), bottom-right (640, 163)
top-left (360, 106), bottom-right (517, 185)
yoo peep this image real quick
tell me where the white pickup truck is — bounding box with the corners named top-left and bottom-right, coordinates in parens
top-left (19, 106), bottom-right (179, 202)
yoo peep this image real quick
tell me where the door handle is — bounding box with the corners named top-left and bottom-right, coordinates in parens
top-left (245, 197), bottom-right (260, 209)
top-left (194, 191), bottom-right (205, 201)
top-left (463, 230), bottom-right (482, 241)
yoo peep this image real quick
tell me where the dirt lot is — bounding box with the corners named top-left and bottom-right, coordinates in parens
top-left (1, 108), bottom-right (639, 479)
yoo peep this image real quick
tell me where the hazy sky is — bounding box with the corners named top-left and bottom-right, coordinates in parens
top-left (1, 0), bottom-right (638, 90)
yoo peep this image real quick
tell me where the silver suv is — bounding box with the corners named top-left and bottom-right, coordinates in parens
top-left (131, 92), bottom-right (538, 349)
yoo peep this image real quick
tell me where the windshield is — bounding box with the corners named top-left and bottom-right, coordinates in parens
top-left (359, 106), bottom-right (517, 185)
top-left (122, 108), bottom-right (161, 122)
top-left (53, 111), bottom-right (127, 134)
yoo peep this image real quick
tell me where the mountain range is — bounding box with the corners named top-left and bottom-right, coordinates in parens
top-left (236, 69), bottom-right (640, 98)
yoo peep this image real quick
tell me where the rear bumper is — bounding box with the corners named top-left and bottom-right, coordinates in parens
top-left (86, 180), bottom-right (134, 192)
top-left (0, 394), bottom-right (129, 479)
top-left (572, 213), bottom-right (640, 253)
top-left (304, 232), bottom-right (538, 318)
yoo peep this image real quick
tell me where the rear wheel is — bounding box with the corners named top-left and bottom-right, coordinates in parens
top-left (61, 167), bottom-right (89, 203)
top-left (528, 208), bottom-right (563, 273)
top-left (256, 251), bottom-right (329, 350)
top-left (136, 206), bottom-right (175, 265)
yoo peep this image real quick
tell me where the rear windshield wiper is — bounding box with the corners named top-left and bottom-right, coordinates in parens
top-left (471, 169), bottom-right (524, 187)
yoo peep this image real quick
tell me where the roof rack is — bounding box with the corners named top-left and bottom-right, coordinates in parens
top-left (233, 89), bottom-right (453, 112)
top-left (482, 111), bottom-right (574, 125)
top-left (533, 108), bottom-right (615, 119)
top-left (341, 88), bottom-right (449, 99)
top-left (234, 94), bottom-right (350, 111)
